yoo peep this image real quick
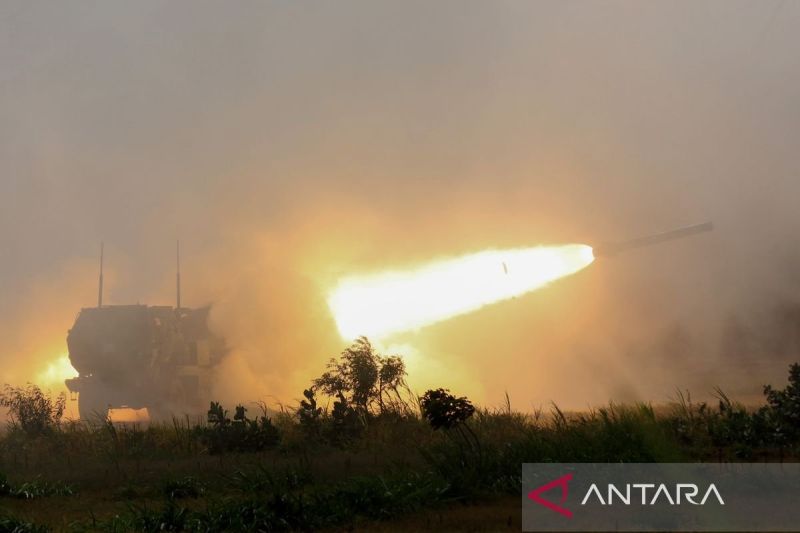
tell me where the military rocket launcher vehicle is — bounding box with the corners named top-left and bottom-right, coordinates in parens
top-left (65, 244), bottom-right (226, 420)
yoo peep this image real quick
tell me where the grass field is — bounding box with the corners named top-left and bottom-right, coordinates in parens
top-left (1, 352), bottom-right (798, 531)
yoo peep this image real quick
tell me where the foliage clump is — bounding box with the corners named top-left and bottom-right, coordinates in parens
top-left (420, 388), bottom-right (475, 430)
top-left (313, 337), bottom-right (409, 417)
top-left (297, 388), bottom-right (323, 437)
top-left (0, 383), bottom-right (65, 436)
top-left (296, 337), bottom-right (411, 444)
top-left (198, 401), bottom-right (280, 454)
top-left (665, 363), bottom-right (800, 460)
top-left (762, 362), bottom-right (800, 444)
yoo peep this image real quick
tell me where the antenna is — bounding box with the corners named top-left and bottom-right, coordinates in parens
top-left (97, 242), bottom-right (104, 308)
top-left (176, 240), bottom-right (181, 310)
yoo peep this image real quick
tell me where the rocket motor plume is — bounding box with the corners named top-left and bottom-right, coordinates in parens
top-left (328, 244), bottom-right (595, 340)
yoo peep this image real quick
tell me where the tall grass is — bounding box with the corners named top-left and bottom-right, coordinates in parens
top-left (1, 362), bottom-right (798, 530)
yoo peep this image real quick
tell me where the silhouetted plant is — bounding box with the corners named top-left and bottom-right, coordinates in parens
top-left (378, 355), bottom-right (410, 414)
top-left (207, 401), bottom-right (228, 427)
top-left (314, 337), bottom-right (409, 416)
top-left (706, 387), bottom-right (761, 459)
top-left (234, 405), bottom-right (247, 424)
top-left (762, 362), bottom-right (800, 444)
top-left (419, 388), bottom-right (494, 496)
top-left (664, 364), bottom-right (800, 460)
top-left (0, 383), bottom-right (65, 436)
top-left (421, 388), bottom-right (481, 458)
top-left (199, 401), bottom-right (280, 453)
top-left (329, 392), bottom-right (361, 443)
top-left (420, 388), bottom-right (475, 430)
top-left (297, 388), bottom-right (323, 437)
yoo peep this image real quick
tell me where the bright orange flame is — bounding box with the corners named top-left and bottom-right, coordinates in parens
top-left (37, 352), bottom-right (78, 388)
top-left (328, 244), bottom-right (594, 340)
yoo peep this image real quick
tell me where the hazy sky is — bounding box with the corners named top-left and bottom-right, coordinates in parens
top-left (2, 1), bottom-right (800, 411)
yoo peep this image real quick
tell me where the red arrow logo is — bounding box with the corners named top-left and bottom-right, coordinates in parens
top-left (527, 472), bottom-right (574, 518)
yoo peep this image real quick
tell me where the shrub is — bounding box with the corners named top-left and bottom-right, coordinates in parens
top-left (314, 337), bottom-right (410, 416)
top-left (297, 388), bottom-right (323, 437)
top-left (762, 362), bottom-right (800, 445)
top-left (420, 388), bottom-right (475, 430)
top-left (198, 401), bottom-right (280, 454)
top-left (0, 383), bottom-right (65, 436)
top-left (328, 391), bottom-right (362, 444)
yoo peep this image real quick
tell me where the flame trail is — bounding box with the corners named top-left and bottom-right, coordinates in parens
top-left (36, 352), bottom-right (78, 389)
top-left (328, 244), bottom-right (594, 340)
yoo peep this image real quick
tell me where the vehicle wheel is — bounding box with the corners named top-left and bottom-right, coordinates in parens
top-left (78, 387), bottom-right (109, 421)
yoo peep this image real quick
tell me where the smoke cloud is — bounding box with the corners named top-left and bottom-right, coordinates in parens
top-left (2, 1), bottom-right (800, 412)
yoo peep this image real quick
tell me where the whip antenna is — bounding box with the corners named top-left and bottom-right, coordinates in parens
top-left (176, 240), bottom-right (181, 310)
top-left (97, 242), bottom-right (104, 307)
